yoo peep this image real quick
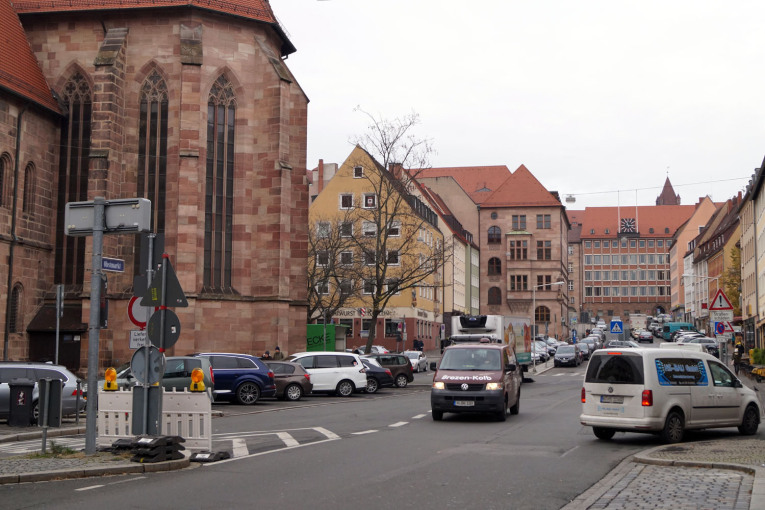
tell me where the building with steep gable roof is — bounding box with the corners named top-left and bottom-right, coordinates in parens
top-left (418, 164), bottom-right (570, 339)
top-left (667, 196), bottom-right (719, 321)
top-left (308, 146), bottom-right (445, 352)
top-left (683, 194), bottom-right (742, 335)
top-left (0, 0), bottom-right (308, 372)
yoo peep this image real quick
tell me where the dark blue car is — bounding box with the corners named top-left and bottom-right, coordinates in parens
top-left (192, 353), bottom-right (276, 405)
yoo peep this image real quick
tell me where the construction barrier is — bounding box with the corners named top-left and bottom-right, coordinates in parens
top-left (97, 388), bottom-right (212, 452)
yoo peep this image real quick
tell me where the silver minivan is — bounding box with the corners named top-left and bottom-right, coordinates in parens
top-left (580, 348), bottom-right (761, 443)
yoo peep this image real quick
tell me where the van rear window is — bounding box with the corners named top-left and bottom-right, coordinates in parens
top-left (585, 353), bottom-right (644, 384)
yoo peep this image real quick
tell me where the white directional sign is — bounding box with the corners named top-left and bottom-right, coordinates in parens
top-left (710, 310), bottom-right (734, 323)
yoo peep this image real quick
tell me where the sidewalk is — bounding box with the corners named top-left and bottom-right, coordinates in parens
top-left (0, 418), bottom-right (190, 484)
top-left (565, 363), bottom-right (765, 510)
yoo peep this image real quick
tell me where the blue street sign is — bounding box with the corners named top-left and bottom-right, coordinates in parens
top-left (101, 257), bottom-right (125, 272)
top-left (610, 320), bottom-right (623, 334)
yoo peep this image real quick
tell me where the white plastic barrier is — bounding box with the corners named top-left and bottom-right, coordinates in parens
top-left (97, 388), bottom-right (212, 452)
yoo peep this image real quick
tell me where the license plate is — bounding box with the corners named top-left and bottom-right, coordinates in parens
top-left (454, 400), bottom-right (474, 407)
top-left (600, 395), bottom-right (624, 404)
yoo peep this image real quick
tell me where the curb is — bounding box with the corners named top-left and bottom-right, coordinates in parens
top-left (0, 426), bottom-right (86, 444)
top-left (0, 456), bottom-right (191, 485)
top-left (633, 445), bottom-right (765, 510)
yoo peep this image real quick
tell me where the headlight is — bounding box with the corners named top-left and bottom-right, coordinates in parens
top-left (485, 382), bottom-right (503, 390)
top-left (433, 381), bottom-right (445, 390)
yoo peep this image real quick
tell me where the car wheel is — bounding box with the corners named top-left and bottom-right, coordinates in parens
top-left (497, 396), bottom-right (508, 422)
top-left (335, 380), bottom-right (354, 397)
top-left (236, 382), bottom-right (260, 405)
top-left (284, 383), bottom-right (303, 402)
top-left (593, 427), bottom-right (616, 440)
top-left (510, 389), bottom-right (520, 415)
top-left (32, 401), bottom-right (39, 424)
top-left (738, 405), bottom-right (759, 435)
top-left (660, 410), bottom-right (685, 443)
top-left (395, 374), bottom-right (408, 388)
top-left (366, 377), bottom-right (379, 394)
top-left (432, 410), bottom-right (443, 421)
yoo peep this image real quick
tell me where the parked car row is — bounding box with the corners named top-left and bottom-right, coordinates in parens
top-left (0, 361), bottom-right (86, 423)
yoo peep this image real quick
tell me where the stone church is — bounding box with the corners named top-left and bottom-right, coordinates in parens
top-left (0, 0), bottom-right (308, 375)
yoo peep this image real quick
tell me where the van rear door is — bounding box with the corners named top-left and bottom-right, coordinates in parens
top-left (584, 351), bottom-right (646, 419)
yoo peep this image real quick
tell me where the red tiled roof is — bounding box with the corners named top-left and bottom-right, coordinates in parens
top-left (0, 0), bottom-right (59, 113)
top-left (482, 164), bottom-right (562, 208)
top-left (578, 205), bottom-right (697, 239)
top-left (416, 165), bottom-right (511, 205)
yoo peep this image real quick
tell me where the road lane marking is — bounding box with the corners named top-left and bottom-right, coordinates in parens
top-left (205, 437), bottom-right (339, 467)
top-left (314, 427), bottom-right (340, 440)
top-left (412, 414), bottom-right (427, 419)
top-left (352, 430), bottom-right (378, 435)
top-left (277, 432), bottom-right (299, 447)
top-left (561, 445), bottom-right (580, 457)
top-left (76, 485), bottom-right (104, 491)
top-left (231, 438), bottom-right (249, 457)
top-left (389, 422), bottom-right (407, 428)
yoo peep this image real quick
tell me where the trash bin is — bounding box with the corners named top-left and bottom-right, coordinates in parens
top-left (8, 378), bottom-right (35, 427)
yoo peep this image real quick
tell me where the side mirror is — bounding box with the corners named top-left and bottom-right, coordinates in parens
top-left (506, 364), bottom-right (517, 372)
top-left (734, 379), bottom-right (743, 388)
top-left (430, 361), bottom-right (438, 371)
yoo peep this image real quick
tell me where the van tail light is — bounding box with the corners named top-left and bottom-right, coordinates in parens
top-left (642, 390), bottom-right (653, 406)
top-left (581, 387), bottom-right (586, 403)
top-left (385, 369), bottom-right (392, 376)
top-left (268, 370), bottom-right (275, 381)
top-left (71, 389), bottom-right (82, 397)
top-left (209, 367), bottom-right (215, 384)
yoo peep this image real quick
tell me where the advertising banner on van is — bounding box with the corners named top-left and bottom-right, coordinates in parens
top-left (655, 358), bottom-right (708, 386)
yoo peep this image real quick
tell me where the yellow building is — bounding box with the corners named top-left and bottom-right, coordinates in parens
top-left (309, 146), bottom-right (444, 352)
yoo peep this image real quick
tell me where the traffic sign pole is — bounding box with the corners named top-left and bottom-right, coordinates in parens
top-left (85, 197), bottom-right (104, 455)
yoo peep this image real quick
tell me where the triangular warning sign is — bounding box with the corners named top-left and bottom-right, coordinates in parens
top-left (709, 289), bottom-right (733, 311)
top-left (140, 257), bottom-right (188, 307)
top-left (610, 323), bottom-right (622, 334)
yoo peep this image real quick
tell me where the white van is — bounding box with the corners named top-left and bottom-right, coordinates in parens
top-left (285, 352), bottom-right (367, 397)
top-left (580, 348), bottom-right (761, 443)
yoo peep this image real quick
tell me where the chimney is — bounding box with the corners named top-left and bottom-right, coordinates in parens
top-left (318, 159), bottom-right (324, 194)
top-left (388, 162), bottom-right (402, 179)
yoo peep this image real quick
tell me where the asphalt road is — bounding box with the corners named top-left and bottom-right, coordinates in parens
top-left (0, 362), bottom-right (656, 510)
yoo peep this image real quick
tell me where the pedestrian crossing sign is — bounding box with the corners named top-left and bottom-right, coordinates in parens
top-left (610, 320), bottom-right (623, 334)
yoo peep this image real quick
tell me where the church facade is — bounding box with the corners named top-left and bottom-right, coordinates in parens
top-left (0, 0), bottom-right (308, 374)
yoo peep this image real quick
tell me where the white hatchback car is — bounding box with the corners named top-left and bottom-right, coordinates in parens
top-left (581, 347), bottom-right (761, 443)
top-left (404, 350), bottom-right (428, 372)
top-left (285, 352), bottom-right (367, 397)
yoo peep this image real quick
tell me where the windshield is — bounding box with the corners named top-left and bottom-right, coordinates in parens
top-left (557, 346), bottom-right (575, 354)
top-left (440, 348), bottom-right (501, 371)
top-left (405, 352), bottom-right (419, 359)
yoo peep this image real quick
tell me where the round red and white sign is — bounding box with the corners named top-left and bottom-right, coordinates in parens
top-left (128, 296), bottom-right (149, 329)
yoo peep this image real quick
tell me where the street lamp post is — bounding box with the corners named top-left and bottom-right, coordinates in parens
top-left (532, 280), bottom-right (565, 373)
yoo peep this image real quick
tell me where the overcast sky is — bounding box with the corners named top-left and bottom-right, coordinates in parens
top-left (273, 0), bottom-right (764, 210)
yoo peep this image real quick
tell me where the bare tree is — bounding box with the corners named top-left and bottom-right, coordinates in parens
top-left (347, 110), bottom-right (448, 353)
top-left (307, 213), bottom-right (364, 324)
